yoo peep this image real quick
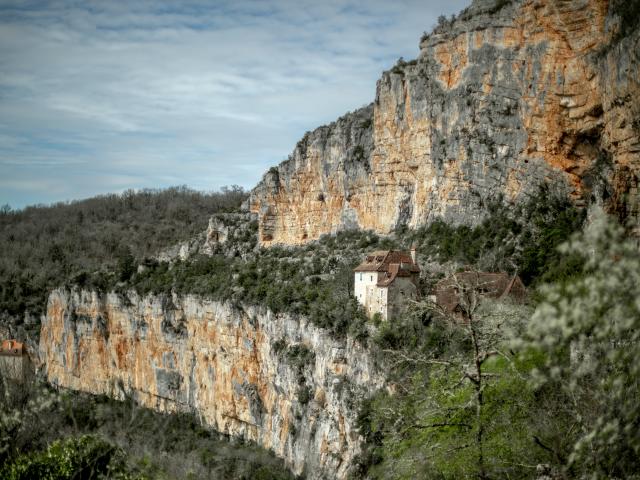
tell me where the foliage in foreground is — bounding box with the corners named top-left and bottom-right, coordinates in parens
top-left (1, 435), bottom-right (144, 480)
top-left (356, 300), bottom-right (551, 479)
top-left (356, 209), bottom-right (640, 479)
top-left (0, 376), bottom-right (297, 480)
top-left (521, 209), bottom-right (640, 479)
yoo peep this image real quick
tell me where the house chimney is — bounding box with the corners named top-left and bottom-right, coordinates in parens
top-left (410, 245), bottom-right (417, 265)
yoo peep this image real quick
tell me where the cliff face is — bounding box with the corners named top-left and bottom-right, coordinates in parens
top-left (249, 0), bottom-right (640, 245)
top-left (39, 289), bottom-right (382, 479)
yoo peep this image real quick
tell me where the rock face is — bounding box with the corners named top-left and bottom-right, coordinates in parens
top-left (39, 289), bottom-right (382, 479)
top-left (249, 0), bottom-right (640, 245)
top-left (156, 212), bottom-right (257, 263)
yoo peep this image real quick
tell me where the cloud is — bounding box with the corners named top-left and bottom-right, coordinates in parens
top-left (0, 0), bottom-right (470, 208)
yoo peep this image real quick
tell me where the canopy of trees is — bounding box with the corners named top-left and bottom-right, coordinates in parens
top-left (0, 186), bottom-right (247, 330)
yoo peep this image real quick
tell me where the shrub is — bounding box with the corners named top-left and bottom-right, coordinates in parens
top-left (297, 386), bottom-right (312, 406)
top-left (0, 435), bottom-right (144, 480)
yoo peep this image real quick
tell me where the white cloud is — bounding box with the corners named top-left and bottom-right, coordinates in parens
top-left (0, 0), bottom-right (470, 208)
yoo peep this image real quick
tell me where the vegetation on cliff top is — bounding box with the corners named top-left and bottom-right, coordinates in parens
top-left (78, 187), bottom-right (584, 341)
top-left (0, 185), bottom-right (247, 332)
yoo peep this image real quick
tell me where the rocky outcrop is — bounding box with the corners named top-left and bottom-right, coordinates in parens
top-left (39, 289), bottom-right (382, 479)
top-left (155, 212), bottom-right (258, 263)
top-left (249, 105), bottom-right (375, 245)
top-left (249, 0), bottom-right (640, 245)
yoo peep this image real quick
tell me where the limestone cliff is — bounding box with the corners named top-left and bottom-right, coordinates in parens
top-left (249, 0), bottom-right (640, 245)
top-left (39, 289), bottom-right (382, 479)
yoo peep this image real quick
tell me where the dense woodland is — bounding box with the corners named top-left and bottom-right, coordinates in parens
top-left (0, 186), bottom-right (246, 332)
top-left (0, 383), bottom-right (296, 480)
top-left (1, 185), bottom-right (639, 478)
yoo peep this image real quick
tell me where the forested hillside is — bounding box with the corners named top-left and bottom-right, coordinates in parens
top-left (3, 181), bottom-right (639, 478)
top-left (0, 186), bottom-right (246, 332)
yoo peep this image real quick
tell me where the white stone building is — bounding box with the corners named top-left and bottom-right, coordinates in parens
top-left (354, 248), bottom-right (420, 321)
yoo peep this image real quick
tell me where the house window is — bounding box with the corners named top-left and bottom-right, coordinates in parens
top-left (370, 275), bottom-right (373, 282)
top-left (359, 273), bottom-right (362, 281)
top-left (379, 290), bottom-right (383, 298)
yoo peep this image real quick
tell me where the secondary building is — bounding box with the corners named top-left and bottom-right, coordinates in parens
top-left (434, 271), bottom-right (526, 318)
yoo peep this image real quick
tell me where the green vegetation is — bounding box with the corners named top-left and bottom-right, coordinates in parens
top-left (124, 246), bottom-right (368, 339)
top-left (355, 209), bottom-right (640, 479)
top-left (404, 187), bottom-right (586, 286)
top-left (521, 210), bottom-right (640, 478)
top-left (357, 300), bottom-right (549, 479)
top-left (1, 435), bottom-right (144, 480)
top-left (86, 228), bottom-right (396, 339)
top-left (0, 185), bottom-right (247, 331)
top-left (0, 376), bottom-right (297, 480)
top-left (2, 180), bottom-right (624, 479)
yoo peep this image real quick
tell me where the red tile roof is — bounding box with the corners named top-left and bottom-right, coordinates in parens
top-left (0, 339), bottom-right (26, 357)
top-left (434, 272), bottom-right (526, 313)
top-left (354, 250), bottom-right (420, 287)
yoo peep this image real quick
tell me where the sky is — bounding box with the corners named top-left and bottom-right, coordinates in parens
top-left (0, 0), bottom-right (470, 209)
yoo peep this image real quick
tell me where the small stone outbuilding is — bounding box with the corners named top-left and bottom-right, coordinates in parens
top-left (434, 271), bottom-right (526, 316)
top-left (354, 248), bottom-right (420, 320)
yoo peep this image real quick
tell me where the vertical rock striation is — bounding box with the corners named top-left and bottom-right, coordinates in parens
top-left (39, 289), bottom-right (383, 479)
top-left (249, 0), bottom-right (640, 245)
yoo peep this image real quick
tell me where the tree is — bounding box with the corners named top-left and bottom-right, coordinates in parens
top-left (521, 208), bottom-right (640, 478)
top-left (0, 372), bottom-right (60, 466)
top-left (421, 273), bottom-right (535, 478)
top-left (359, 279), bottom-right (538, 479)
top-left (117, 247), bottom-right (136, 282)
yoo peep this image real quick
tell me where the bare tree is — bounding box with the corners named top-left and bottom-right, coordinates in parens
top-left (373, 269), bottom-right (530, 478)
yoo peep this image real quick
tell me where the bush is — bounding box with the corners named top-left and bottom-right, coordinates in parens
top-left (297, 386), bottom-right (312, 405)
top-left (0, 435), bottom-right (144, 480)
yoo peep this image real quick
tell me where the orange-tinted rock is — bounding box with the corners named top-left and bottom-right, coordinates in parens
top-left (249, 0), bottom-right (640, 245)
top-left (39, 289), bottom-right (382, 479)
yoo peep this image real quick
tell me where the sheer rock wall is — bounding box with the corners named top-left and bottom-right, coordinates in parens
top-left (249, 0), bottom-right (640, 245)
top-left (40, 289), bottom-right (382, 479)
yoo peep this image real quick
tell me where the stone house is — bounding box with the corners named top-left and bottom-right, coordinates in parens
top-left (0, 339), bottom-right (33, 382)
top-left (434, 271), bottom-right (526, 317)
top-left (354, 248), bottom-right (420, 320)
